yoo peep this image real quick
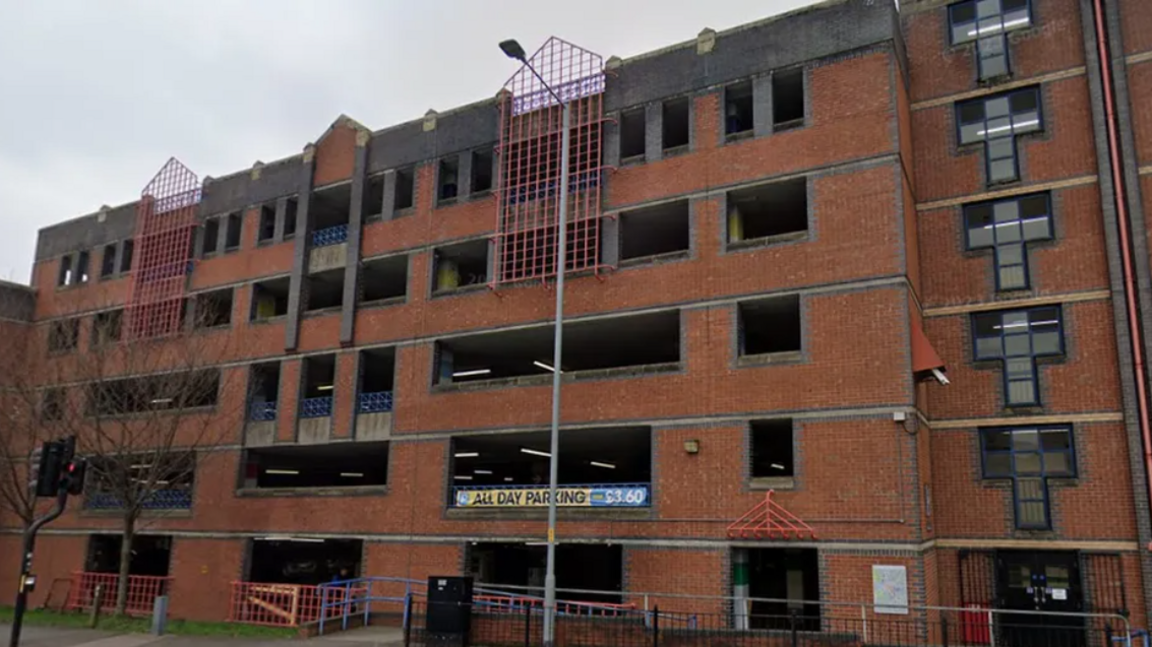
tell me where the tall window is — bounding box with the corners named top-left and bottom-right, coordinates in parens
top-left (956, 87), bottom-right (1041, 184)
top-left (949, 0), bottom-right (1032, 80)
top-left (965, 193), bottom-right (1052, 290)
top-left (981, 426), bottom-right (1074, 529)
top-left (972, 306), bottom-right (1062, 406)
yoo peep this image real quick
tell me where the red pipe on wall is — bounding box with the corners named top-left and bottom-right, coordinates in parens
top-left (1091, 0), bottom-right (1152, 550)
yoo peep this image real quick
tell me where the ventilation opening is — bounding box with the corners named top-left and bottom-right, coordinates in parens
top-left (86, 535), bottom-right (171, 577)
top-left (49, 319), bottom-right (80, 352)
top-left (620, 107), bottom-right (646, 160)
top-left (743, 548), bottom-right (820, 630)
top-left (93, 310), bottom-right (123, 346)
top-left (224, 213), bottom-right (242, 250)
top-left (247, 537), bottom-right (362, 585)
top-left (90, 369), bottom-right (220, 414)
top-left (284, 198), bottom-right (298, 239)
top-left (365, 174), bottom-right (385, 218)
top-left (725, 81), bottom-right (754, 136)
top-left (312, 183), bottom-right (352, 231)
top-left (57, 256), bottom-right (72, 286)
top-left (75, 251), bottom-right (90, 284)
top-left (468, 543), bottom-right (622, 606)
top-left (202, 218), bottom-right (220, 256)
top-left (100, 245), bottom-right (118, 278)
top-left (258, 204), bottom-right (276, 243)
top-left (619, 200), bottom-right (690, 262)
top-left (739, 295), bottom-right (801, 357)
top-left (728, 178), bottom-right (808, 244)
top-left (438, 158), bottom-right (459, 204)
top-left (305, 268), bottom-right (344, 312)
top-left (395, 168), bottom-right (415, 211)
top-left (120, 239), bottom-right (134, 273)
top-left (244, 443), bottom-right (387, 491)
top-left (251, 277), bottom-right (290, 320)
top-left (249, 362), bottom-right (280, 419)
top-left (751, 419), bottom-right (794, 478)
top-left (772, 69), bottom-right (805, 131)
top-left (193, 288), bottom-right (233, 328)
top-left (663, 98), bottom-right (690, 150)
top-left (434, 239), bottom-right (489, 293)
top-left (438, 309), bottom-right (680, 384)
top-left (361, 255), bottom-right (407, 303)
top-left (471, 149), bottom-right (494, 194)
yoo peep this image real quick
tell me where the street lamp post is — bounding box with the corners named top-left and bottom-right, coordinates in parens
top-left (500, 39), bottom-right (569, 647)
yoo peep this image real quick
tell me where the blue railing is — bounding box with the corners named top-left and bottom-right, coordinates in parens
top-left (357, 391), bottom-right (394, 414)
top-left (311, 224), bottom-right (349, 247)
top-left (317, 576), bottom-right (425, 636)
top-left (506, 171), bottom-right (601, 205)
top-left (300, 395), bottom-right (333, 418)
top-left (452, 483), bottom-right (650, 508)
top-left (85, 488), bottom-right (193, 511)
top-left (248, 401), bottom-right (277, 421)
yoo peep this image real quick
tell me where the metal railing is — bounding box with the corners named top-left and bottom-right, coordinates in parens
top-left (248, 400), bottom-right (277, 421)
top-left (357, 391), bottom-right (394, 414)
top-left (311, 224), bottom-right (349, 247)
top-left (316, 577), bottom-right (427, 634)
top-left (67, 572), bottom-right (171, 616)
top-left (300, 395), bottom-right (333, 418)
top-left (83, 488), bottom-right (192, 510)
top-left (228, 580), bottom-right (365, 627)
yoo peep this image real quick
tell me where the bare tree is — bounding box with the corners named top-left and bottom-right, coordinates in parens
top-left (0, 286), bottom-right (247, 615)
top-left (0, 285), bottom-right (46, 531)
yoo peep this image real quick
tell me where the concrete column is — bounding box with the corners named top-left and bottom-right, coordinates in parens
top-left (340, 131), bottom-right (369, 345)
top-left (457, 151), bottom-right (472, 202)
top-left (284, 144), bottom-right (315, 351)
top-left (273, 196), bottom-right (289, 242)
top-left (753, 75), bottom-right (774, 138)
top-left (216, 215), bottom-right (230, 253)
top-left (733, 548), bottom-right (749, 630)
top-left (644, 103), bottom-right (663, 164)
top-left (600, 216), bottom-right (620, 267)
top-left (381, 171), bottom-right (397, 221)
top-left (603, 114), bottom-right (621, 169)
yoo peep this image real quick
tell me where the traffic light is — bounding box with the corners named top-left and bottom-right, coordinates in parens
top-left (62, 459), bottom-right (87, 496)
top-left (27, 445), bottom-right (43, 493)
top-left (34, 441), bottom-right (66, 497)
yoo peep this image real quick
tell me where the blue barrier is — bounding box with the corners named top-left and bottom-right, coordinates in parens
top-left (248, 401), bottom-right (277, 421)
top-left (300, 396), bottom-right (333, 418)
top-left (312, 224), bottom-right (349, 247)
top-left (357, 391), bottom-right (394, 414)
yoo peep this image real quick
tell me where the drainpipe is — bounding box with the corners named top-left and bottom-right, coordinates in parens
top-left (1091, 0), bottom-right (1152, 550)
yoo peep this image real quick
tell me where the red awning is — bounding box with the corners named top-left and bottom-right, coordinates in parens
top-left (912, 325), bottom-right (946, 375)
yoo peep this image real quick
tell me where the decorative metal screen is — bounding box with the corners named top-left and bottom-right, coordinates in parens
top-left (493, 37), bottom-right (606, 286)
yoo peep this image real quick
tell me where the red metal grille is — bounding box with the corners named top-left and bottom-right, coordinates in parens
top-left (493, 37), bottom-right (606, 286)
top-left (125, 158), bottom-right (199, 339)
top-left (727, 490), bottom-right (816, 540)
top-left (66, 572), bottom-right (171, 616)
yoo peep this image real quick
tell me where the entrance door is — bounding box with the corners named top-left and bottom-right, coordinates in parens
top-left (996, 551), bottom-right (1084, 647)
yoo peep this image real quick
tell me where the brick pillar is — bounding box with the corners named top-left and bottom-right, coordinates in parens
top-left (276, 359), bottom-right (302, 442)
top-left (332, 352), bottom-right (358, 439)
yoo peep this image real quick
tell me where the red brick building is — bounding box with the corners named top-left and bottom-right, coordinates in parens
top-left (3, 0), bottom-right (1152, 632)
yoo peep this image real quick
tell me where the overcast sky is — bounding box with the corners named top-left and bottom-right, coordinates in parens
top-left (0, 0), bottom-right (821, 283)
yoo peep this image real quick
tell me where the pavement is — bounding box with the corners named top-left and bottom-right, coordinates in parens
top-left (0, 625), bottom-right (405, 647)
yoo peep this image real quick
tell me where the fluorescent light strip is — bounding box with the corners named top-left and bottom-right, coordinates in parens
top-left (453, 369), bottom-right (492, 378)
top-left (533, 360), bottom-right (555, 372)
top-left (590, 461), bottom-right (616, 469)
top-left (504, 477), bottom-right (514, 482)
top-left (454, 475), bottom-right (473, 481)
top-left (454, 452), bottom-right (480, 458)
top-left (340, 472), bottom-right (364, 478)
top-left (771, 463), bottom-right (787, 470)
top-left (265, 469), bottom-right (299, 475)
top-left (520, 448), bottom-right (551, 458)
top-left (150, 398), bottom-right (173, 404)
top-left (474, 470), bottom-right (493, 475)
top-left (316, 385), bottom-right (334, 391)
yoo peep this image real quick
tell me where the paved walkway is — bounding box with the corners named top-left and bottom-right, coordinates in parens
top-left (0, 624), bottom-right (404, 647)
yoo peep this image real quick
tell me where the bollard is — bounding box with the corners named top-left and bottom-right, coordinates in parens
top-left (151, 595), bottom-right (168, 636)
top-left (88, 585), bottom-right (104, 629)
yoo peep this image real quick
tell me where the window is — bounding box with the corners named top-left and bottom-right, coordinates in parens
top-left (75, 251), bottom-right (90, 284)
top-left (438, 158), bottom-right (459, 203)
top-left (965, 193), bottom-right (1052, 290)
top-left (284, 198), bottom-right (298, 238)
top-left (202, 218), bottom-right (220, 256)
top-left (248, 362), bottom-right (280, 422)
top-left (395, 168), bottom-right (415, 211)
top-left (57, 256), bottom-right (72, 287)
top-left (301, 354), bottom-right (336, 418)
top-left (619, 200), bottom-right (690, 262)
top-left (258, 204), bottom-right (276, 243)
top-left (471, 149), bottom-right (494, 194)
top-left (225, 213), bottom-right (242, 250)
top-left (751, 419), bottom-right (794, 478)
top-left (48, 319), bottom-right (80, 352)
top-left (663, 98), bottom-right (690, 151)
top-left (957, 87), bottom-right (1041, 184)
top-left (42, 388), bottom-right (64, 422)
top-left (973, 306), bottom-right (1062, 406)
top-left (243, 442), bottom-right (388, 489)
top-left (772, 69), bottom-right (805, 130)
top-left (433, 239), bottom-right (489, 293)
top-left (949, 0), bottom-right (1032, 80)
top-left (251, 277), bottom-right (290, 320)
top-left (739, 295), bottom-right (802, 357)
top-left (92, 309), bottom-right (123, 346)
top-left (365, 174), bottom-right (386, 217)
top-left (193, 288), bottom-right (233, 328)
top-left (305, 268), bottom-right (344, 311)
top-left (90, 370), bottom-right (220, 415)
top-left (728, 178), bottom-right (808, 244)
top-left (85, 457), bottom-right (195, 512)
top-left (361, 255), bottom-right (408, 303)
top-left (120, 239), bottom-right (134, 273)
top-left (725, 81), bottom-right (754, 136)
top-left (620, 107), bottom-right (646, 159)
top-left (100, 244), bottom-right (118, 278)
top-left (981, 425), bottom-right (1074, 529)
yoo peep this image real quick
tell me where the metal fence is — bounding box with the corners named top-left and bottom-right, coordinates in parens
top-left (66, 572), bottom-right (171, 616)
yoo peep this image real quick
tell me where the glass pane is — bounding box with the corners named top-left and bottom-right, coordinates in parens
top-left (969, 224), bottom-right (994, 248)
top-left (952, 0), bottom-right (978, 22)
top-left (1020, 194), bottom-right (1049, 218)
top-left (986, 97), bottom-right (1011, 119)
top-left (1018, 500), bottom-right (1048, 527)
top-left (959, 101), bottom-right (986, 125)
top-left (1007, 357), bottom-right (1034, 377)
top-left (961, 123), bottom-right (985, 145)
top-left (954, 22), bottom-right (977, 44)
top-left (1010, 89), bottom-right (1039, 114)
top-left (1016, 477), bottom-right (1044, 498)
top-left (967, 203), bottom-right (995, 227)
top-left (1046, 565), bottom-right (1071, 589)
top-left (977, 0), bottom-right (1002, 19)
top-left (985, 453), bottom-right (1012, 476)
top-left (976, 337), bottom-right (1002, 359)
top-left (1015, 452), bottom-right (1042, 474)
top-left (1004, 311), bottom-right (1028, 328)
top-left (1008, 378), bottom-right (1036, 404)
top-left (1003, 0), bottom-right (1027, 10)
top-left (1033, 331), bottom-right (1060, 355)
top-left (990, 158), bottom-right (1017, 183)
top-left (1022, 215), bottom-right (1051, 240)
top-left (1031, 307), bottom-right (1059, 325)
top-left (1000, 266), bottom-right (1026, 290)
top-left (1004, 7), bottom-right (1030, 28)
top-left (1044, 451), bottom-right (1071, 475)
top-left (980, 50), bottom-right (1008, 80)
top-left (1040, 428), bottom-right (1071, 450)
top-left (993, 201), bottom-right (1020, 222)
top-left (1008, 564), bottom-right (1032, 588)
top-left (997, 221), bottom-right (1021, 243)
top-left (1013, 429), bottom-right (1040, 451)
top-left (1013, 111), bottom-right (1041, 133)
top-left (998, 243), bottom-right (1023, 264)
top-left (1005, 334), bottom-right (1031, 356)
top-left (975, 313), bottom-right (1002, 337)
top-left (988, 136), bottom-right (1015, 160)
top-left (984, 430), bottom-right (1012, 451)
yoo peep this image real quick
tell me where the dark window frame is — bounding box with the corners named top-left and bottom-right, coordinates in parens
top-left (948, 0), bottom-right (1034, 80)
top-left (979, 425), bottom-right (1074, 530)
top-left (955, 87), bottom-right (1043, 185)
top-left (971, 306), bottom-right (1063, 407)
top-left (964, 192), bottom-right (1053, 291)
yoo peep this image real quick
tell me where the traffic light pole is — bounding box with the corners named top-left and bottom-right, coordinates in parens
top-left (9, 486), bottom-right (71, 647)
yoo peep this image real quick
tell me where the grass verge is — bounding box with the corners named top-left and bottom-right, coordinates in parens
top-left (0, 606), bottom-right (297, 638)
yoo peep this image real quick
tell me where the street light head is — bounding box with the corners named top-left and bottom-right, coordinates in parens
top-left (500, 39), bottom-right (527, 62)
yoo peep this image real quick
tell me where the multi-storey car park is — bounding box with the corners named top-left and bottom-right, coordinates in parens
top-left (4, 0), bottom-right (1152, 639)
